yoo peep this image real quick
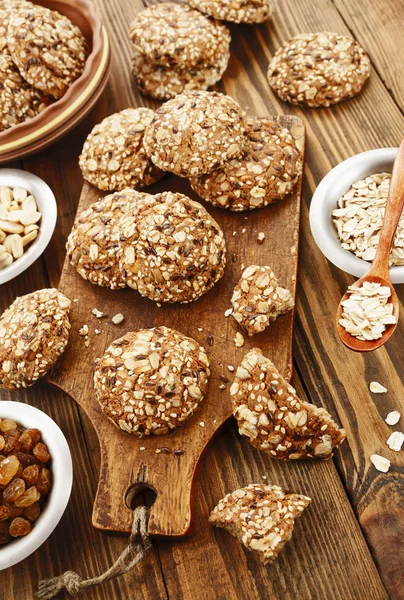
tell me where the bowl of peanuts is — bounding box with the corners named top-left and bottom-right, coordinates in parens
top-left (0, 401), bottom-right (72, 569)
top-left (0, 169), bottom-right (57, 285)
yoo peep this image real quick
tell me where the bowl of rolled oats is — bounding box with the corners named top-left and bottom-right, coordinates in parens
top-left (0, 169), bottom-right (57, 285)
top-left (309, 147), bottom-right (404, 283)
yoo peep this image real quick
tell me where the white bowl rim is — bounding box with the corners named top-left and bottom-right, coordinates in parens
top-left (0, 169), bottom-right (57, 286)
top-left (0, 401), bottom-right (73, 570)
top-left (309, 147), bottom-right (404, 284)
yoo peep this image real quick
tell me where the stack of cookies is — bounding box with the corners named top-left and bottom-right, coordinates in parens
top-left (129, 3), bottom-right (231, 100)
top-left (0, 0), bottom-right (87, 132)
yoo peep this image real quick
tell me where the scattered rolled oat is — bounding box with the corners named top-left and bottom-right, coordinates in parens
top-left (257, 232), bottom-right (265, 244)
top-left (94, 327), bottom-right (210, 436)
top-left (339, 282), bottom-right (396, 341)
top-left (209, 484), bottom-right (310, 564)
top-left (370, 454), bottom-right (390, 473)
top-left (111, 313), bottom-right (125, 325)
top-left (185, 0), bottom-right (273, 23)
top-left (199, 421), bottom-right (205, 428)
top-left (234, 332), bottom-right (244, 347)
top-left (385, 411), bottom-right (401, 426)
top-left (230, 348), bottom-right (346, 459)
top-left (0, 289), bottom-right (71, 389)
top-left (224, 308), bottom-right (233, 317)
top-left (369, 381), bottom-right (387, 394)
top-left (92, 308), bottom-right (105, 318)
top-left (227, 365), bottom-right (235, 372)
top-left (386, 431), bottom-right (404, 452)
top-left (267, 32), bottom-right (370, 107)
top-left (78, 325), bottom-right (88, 336)
top-left (231, 265), bottom-right (294, 336)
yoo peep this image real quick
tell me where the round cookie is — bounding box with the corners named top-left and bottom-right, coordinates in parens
top-left (7, 1), bottom-right (87, 99)
top-left (267, 32), bottom-right (370, 108)
top-left (94, 327), bottom-right (210, 436)
top-left (190, 117), bottom-right (302, 211)
top-left (129, 2), bottom-right (231, 70)
top-left (0, 288), bottom-right (71, 389)
top-left (66, 189), bottom-right (152, 289)
top-left (143, 90), bottom-right (246, 177)
top-left (0, 49), bottom-right (52, 132)
top-left (185, 0), bottom-right (273, 24)
top-left (132, 47), bottom-right (229, 101)
top-left (79, 108), bottom-right (164, 191)
top-left (119, 191), bottom-right (227, 304)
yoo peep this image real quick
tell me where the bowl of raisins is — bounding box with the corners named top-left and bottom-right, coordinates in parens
top-left (0, 401), bottom-right (72, 570)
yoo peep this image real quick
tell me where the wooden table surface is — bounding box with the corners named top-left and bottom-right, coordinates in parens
top-left (1, 0), bottom-right (404, 598)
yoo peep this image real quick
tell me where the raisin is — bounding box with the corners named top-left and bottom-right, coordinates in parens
top-left (36, 468), bottom-right (51, 495)
top-left (33, 442), bottom-right (50, 463)
top-left (19, 429), bottom-right (41, 452)
top-left (15, 486), bottom-right (40, 507)
top-left (0, 505), bottom-right (10, 521)
top-left (3, 478), bottom-right (25, 502)
top-left (22, 465), bottom-right (40, 486)
top-left (0, 521), bottom-right (11, 544)
top-left (9, 517), bottom-right (31, 537)
top-left (23, 502), bottom-right (41, 522)
top-left (3, 429), bottom-right (21, 454)
top-left (4, 502), bottom-right (23, 518)
top-left (0, 455), bottom-right (20, 485)
top-left (0, 435), bottom-right (4, 451)
top-left (0, 419), bottom-right (17, 432)
top-left (15, 452), bottom-right (38, 468)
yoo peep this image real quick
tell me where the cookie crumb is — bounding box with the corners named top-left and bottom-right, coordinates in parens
top-left (199, 421), bottom-right (205, 428)
top-left (112, 313), bottom-right (125, 325)
top-left (94, 329), bottom-right (102, 335)
top-left (79, 325), bottom-right (89, 336)
top-left (92, 308), bottom-right (105, 318)
top-left (257, 232), bottom-right (265, 244)
top-left (370, 453), bottom-right (390, 472)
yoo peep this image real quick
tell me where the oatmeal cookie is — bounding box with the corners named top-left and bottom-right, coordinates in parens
top-left (0, 49), bottom-right (51, 132)
top-left (230, 348), bottom-right (346, 459)
top-left (129, 2), bottom-right (231, 70)
top-left (132, 47), bottom-right (229, 101)
top-left (79, 108), bottom-right (164, 192)
top-left (143, 91), bottom-right (246, 177)
top-left (0, 289), bottom-right (71, 389)
top-left (66, 189), bottom-right (151, 289)
top-left (94, 327), bottom-right (210, 436)
top-left (267, 32), bottom-right (370, 107)
top-left (119, 191), bottom-right (226, 303)
top-left (231, 265), bottom-right (294, 336)
top-left (185, 0), bottom-right (273, 24)
top-left (7, 1), bottom-right (87, 99)
top-left (209, 484), bottom-right (311, 564)
top-left (191, 117), bottom-right (302, 210)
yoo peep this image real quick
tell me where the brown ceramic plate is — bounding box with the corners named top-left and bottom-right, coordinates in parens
top-left (0, 0), bottom-right (110, 164)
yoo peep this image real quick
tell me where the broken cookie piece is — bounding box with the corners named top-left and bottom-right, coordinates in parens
top-left (209, 484), bottom-right (310, 564)
top-left (230, 348), bottom-right (346, 459)
top-left (231, 265), bottom-right (294, 336)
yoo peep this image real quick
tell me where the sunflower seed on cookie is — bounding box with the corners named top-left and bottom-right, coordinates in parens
top-left (7, 1), bottom-right (87, 100)
top-left (79, 108), bottom-right (164, 192)
top-left (118, 191), bottom-right (226, 304)
top-left (143, 90), bottom-right (246, 177)
top-left (231, 348), bottom-right (346, 459)
top-left (94, 327), bottom-right (210, 436)
top-left (129, 2), bottom-right (231, 71)
top-left (231, 265), bottom-right (294, 336)
top-left (267, 32), bottom-right (370, 107)
top-left (185, 0), bottom-right (273, 24)
top-left (0, 289), bottom-right (71, 389)
top-left (131, 47), bottom-right (229, 101)
top-left (191, 117), bottom-right (302, 210)
top-left (209, 484), bottom-right (311, 564)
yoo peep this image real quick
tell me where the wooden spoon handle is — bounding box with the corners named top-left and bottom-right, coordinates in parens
top-left (371, 138), bottom-right (404, 277)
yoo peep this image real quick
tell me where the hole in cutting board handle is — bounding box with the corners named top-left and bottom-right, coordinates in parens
top-left (125, 483), bottom-right (157, 510)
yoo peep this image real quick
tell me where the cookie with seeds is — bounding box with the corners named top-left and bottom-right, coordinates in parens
top-left (230, 348), bottom-right (346, 459)
top-left (209, 484), bottom-right (311, 564)
top-left (119, 191), bottom-right (226, 303)
top-left (185, 0), bottom-right (273, 24)
top-left (132, 47), bottom-right (229, 101)
top-left (0, 289), bottom-right (71, 389)
top-left (79, 108), bottom-right (164, 192)
top-left (0, 49), bottom-right (52, 132)
top-left (267, 32), bottom-right (370, 107)
top-left (129, 2), bottom-right (231, 71)
top-left (66, 189), bottom-right (151, 289)
top-left (7, 1), bottom-right (87, 100)
top-left (191, 117), bottom-right (302, 210)
top-left (231, 265), bottom-right (294, 336)
top-left (143, 90), bottom-right (246, 177)
top-left (94, 327), bottom-right (210, 436)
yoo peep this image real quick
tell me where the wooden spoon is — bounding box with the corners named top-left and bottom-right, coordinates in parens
top-left (336, 138), bottom-right (404, 352)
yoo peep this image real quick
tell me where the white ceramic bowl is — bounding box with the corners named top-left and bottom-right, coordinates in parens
top-left (0, 401), bottom-right (72, 570)
top-left (0, 169), bottom-right (57, 285)
top-left (309, 148), bottom-right (404, 284)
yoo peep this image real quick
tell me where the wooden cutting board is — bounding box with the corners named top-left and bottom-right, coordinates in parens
top-left (48, 114), bottom-right (305, 537)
